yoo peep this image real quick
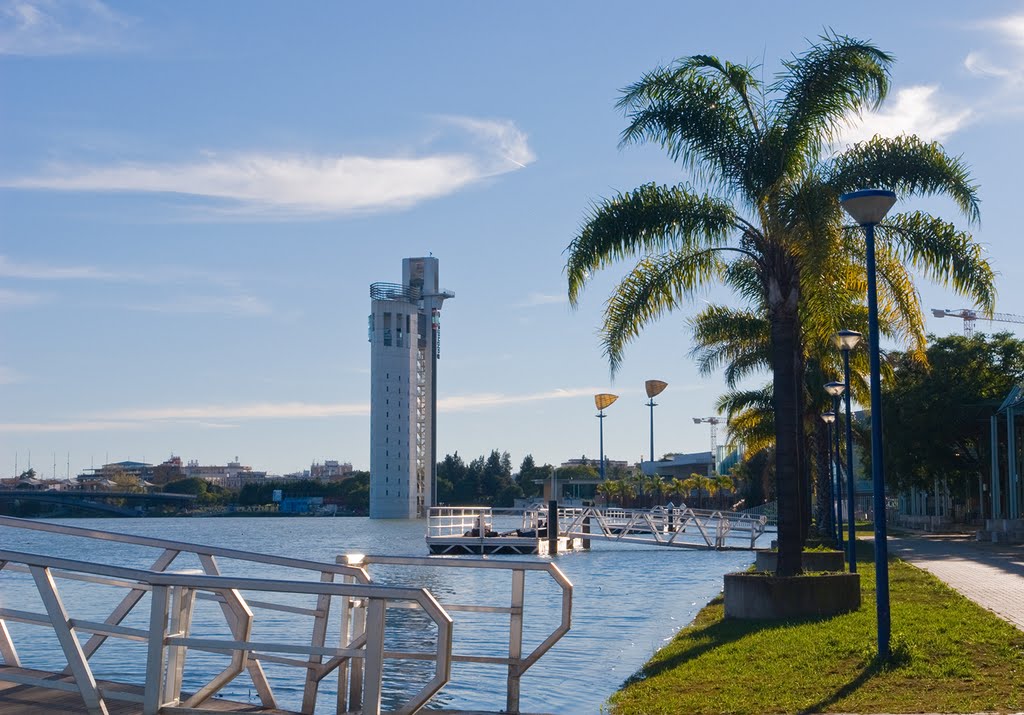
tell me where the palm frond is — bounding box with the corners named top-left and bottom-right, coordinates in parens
top-left (600, 249), bottom-right (727, 373)
top-left (773, 33), bottom-right (892, 173)
top-left (880, 211), bottom-right (996, 313)
top-left (829, 135), bottom-right (980, 223)
top-left (617, 62), bottom-right (757, 194)
top-left (565, 184), bottom-right (739, 305)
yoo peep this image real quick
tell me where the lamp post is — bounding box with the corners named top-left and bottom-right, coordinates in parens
top-left (645, 380), bottom-right (668, 467)
top-left (820, 411), bottom-right (837, 541)
top-left (840, 188), bottom-right (897, 660)
top-left (835, 329), bottom-right (862, 572)
top-left (825, 381), bottom-right (846, 555)
top-left (594, 394), bottom-right (619, 480)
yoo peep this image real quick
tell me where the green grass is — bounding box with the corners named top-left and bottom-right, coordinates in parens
top-left (607, 541), bottom-right (1024, 714)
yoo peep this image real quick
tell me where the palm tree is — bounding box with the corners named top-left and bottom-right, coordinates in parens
top-left (565, 36), bottom-right (994, 575)
top-left (669, 477), bottom-right (689, 505)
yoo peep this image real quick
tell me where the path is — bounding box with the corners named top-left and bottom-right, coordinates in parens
top-left (886, 533), bottom-right (1024, 631)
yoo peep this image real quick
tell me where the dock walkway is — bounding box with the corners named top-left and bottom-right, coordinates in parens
top-left (887, 533), bottom-right (1024, 631)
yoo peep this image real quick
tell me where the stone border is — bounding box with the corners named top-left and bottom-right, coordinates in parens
top-left (724, 572), bottom-right (861, 620)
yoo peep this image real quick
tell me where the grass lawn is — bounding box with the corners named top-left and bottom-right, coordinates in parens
top-left (607, 541), bottom-right (1024, 714)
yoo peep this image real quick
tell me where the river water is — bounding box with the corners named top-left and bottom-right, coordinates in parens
top-left (0, 516), bottom-right (756, 714)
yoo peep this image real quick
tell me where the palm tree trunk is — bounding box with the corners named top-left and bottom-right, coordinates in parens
top-left (769, 271), bottom-right (804, 577)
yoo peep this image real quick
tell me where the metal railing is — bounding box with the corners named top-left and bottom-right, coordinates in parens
top-left (0, 548), bottom-right (452, 715)
top-left (556, 505), bottom-right (768, 549)
top-left (344, 553), bottom-right (572, 715)
top-left (370, 283), bottom-right (421, 303)
top-left (0, 516), bottom-right (574, 714)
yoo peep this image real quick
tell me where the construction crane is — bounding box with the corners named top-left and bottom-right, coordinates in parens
top-left (931, 308), bottom-right (1024, 337)
top-left (692, 416), bottom-right (721, 459)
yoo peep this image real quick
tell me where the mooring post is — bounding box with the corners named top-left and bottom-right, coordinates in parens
top-left (582, 512), bottom-right (591, 550)
top-left (548, 500), bottom-right (558, 556)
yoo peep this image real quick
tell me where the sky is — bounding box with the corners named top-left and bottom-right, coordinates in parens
top-left (4, 1), bottom-right (1024, 478)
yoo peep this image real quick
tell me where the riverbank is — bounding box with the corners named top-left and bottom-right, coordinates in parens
top-left (607, 540), bottom-right (1024, 714)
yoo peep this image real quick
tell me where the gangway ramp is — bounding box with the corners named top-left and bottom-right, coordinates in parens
top-left (558, 505), bottom-right (769, 550)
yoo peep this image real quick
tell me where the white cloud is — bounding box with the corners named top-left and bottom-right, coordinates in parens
top-left (131, 294), bottom-right (272, 317)
top-left (0, 386), bottom-right (609, 432)
top-left (963, 14), bottom-right (1024, 91)
top-left (0, 287), bottom-right (49, 308)
top-left (0, 254), bottom-right (117, 280)
top-left (0, 365), bottom-right (22, 384)
top-left (0, 0), bottom-right (131, 56)
top-left (838, 85), bottom-right (972, 146)
top-left (1, 117), bottom-right (536, 217)
top-left (516, 292), bottom-right (568, 308)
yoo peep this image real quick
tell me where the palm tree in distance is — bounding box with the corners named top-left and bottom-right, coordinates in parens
top-left (566, 35), bottom-right (995, 575)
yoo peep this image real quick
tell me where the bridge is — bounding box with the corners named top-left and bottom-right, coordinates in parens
top-left (0, 490), bottom-right (196, 516)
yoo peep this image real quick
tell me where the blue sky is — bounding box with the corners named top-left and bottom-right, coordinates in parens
top-left (3, 0), bottom-right (1024, 477)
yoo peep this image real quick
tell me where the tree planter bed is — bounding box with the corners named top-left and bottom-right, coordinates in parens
top-left (754, 549), bottom-right (845, 573)
top-left (724, 572), bottom-right (860, 620)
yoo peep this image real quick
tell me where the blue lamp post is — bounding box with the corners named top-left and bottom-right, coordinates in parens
top-left (820, 411), bottom-right (837, 541)
top-left (825, 381), bottom-right (846, 555)
top-left (645, 380), bottom-right (668, 467)
top-left (594, 393), bottom-right (619, 480)
top-left (840, 188), bottom-right (897, 660)
top-left (835, 329), bottom-right (863, 572)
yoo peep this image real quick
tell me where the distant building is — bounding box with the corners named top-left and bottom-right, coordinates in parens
top-left (182, 457), bottom-right (254, 487)
top-left (311, 460), bottom-right (353, 481)
top-left (76, 460), bottom-right (153, 489)
top-left (368, 257), bottom-right (453, 519)
top-left (640, 451), bottom-right (716, 479)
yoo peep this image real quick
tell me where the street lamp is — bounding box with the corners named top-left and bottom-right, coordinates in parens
top-left (820, 411), bottom-right (837, 541)
top-left (840, 188), bottom-right (897, 660)
top-left (645, 380), bottom-right (668, 467)
top-left (594, 393), bottom-right (619, 480)
top-left (835, 329), bottom-right (863, 573)
top-left (824, 381), bottom-right (846, 556)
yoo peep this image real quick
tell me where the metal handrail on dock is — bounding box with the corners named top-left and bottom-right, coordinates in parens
top-left (343, 553), bottom-right (572, 715)
top-left (0, 516), bottom-right (574, 714)
top-left (0, 548), bottom-right (452, 715)
top-left (557, 505), bottom-right (769, 549)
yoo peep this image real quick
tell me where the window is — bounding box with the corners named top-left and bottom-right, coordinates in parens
top-left (383, 313), bottom-right (392, 346)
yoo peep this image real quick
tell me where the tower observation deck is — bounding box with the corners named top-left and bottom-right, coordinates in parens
top-left (368, 257), bottom-right (453, 519)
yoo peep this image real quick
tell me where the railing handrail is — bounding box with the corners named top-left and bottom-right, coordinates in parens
top-left (0, 548), bottom-right (453, 715)
top-left (343, 553), bottom-right (572, 714)
top-left (0, 515), bottom-right (369, 582)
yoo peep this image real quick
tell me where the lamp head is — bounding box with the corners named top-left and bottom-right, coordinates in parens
top-left (824, 381), bottom-right (846, 397)
top-left (645, 379), bottom-right (668, 399)
top-left (839, 188), bottom-right (897, 226)
top-left (821, 411), bottom-right (836, 424)
top-left (834, 329), bottom-right (862, 352)
top-left (594, 393), bottom-right (619, 411)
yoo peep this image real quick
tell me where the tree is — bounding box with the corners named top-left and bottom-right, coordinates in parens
top-left (565, 36), bottom-right (993, 575)
top-left (882, 333), bottom-right (1024, 510)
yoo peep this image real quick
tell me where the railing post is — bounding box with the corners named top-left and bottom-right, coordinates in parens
top-left (506, 568), bottom-right (525, 714)
top-left (361, 598), bottom-right (386, 715)
top-left (163, 585), bottom-right (195, 706)
top-left (302, 571), bottom-right (335, 713)
top-left (144, 584), bottom-right (170, 715)
top-left (31, 565), bottom-right (110, 715)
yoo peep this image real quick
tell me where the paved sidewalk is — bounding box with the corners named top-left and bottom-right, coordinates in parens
top-left (886, 533), bottom-right (1024, 631)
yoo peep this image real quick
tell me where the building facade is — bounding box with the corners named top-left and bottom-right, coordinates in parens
top-left (368, 257), bottom-right (453, 518)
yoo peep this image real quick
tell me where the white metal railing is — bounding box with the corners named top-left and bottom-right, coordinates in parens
top-left (0, 516), bottom-right (574, 714)
top-left (427, 506), bottom-right (497, 538)
top-left (556, 505), bottom-right (768, 549)
top-left (0, 515), bottom-right (376, 713)
top-left (0, 549), bottom-right (452, 715)
top-left (343, 553), bottom-right (572, 715)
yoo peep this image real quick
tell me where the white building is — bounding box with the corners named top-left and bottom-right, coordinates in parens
top-left (368, 257), bottom-right (453, 518)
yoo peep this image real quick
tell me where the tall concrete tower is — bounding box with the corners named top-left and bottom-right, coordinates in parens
top-left (368, 257), bottom-right (453, 519)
